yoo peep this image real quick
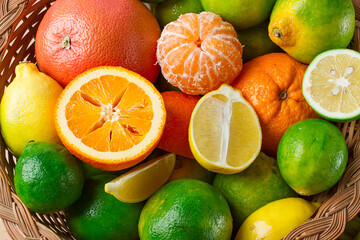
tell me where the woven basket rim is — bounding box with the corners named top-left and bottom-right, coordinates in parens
top-left (1, 0), bottom-right (360, 239)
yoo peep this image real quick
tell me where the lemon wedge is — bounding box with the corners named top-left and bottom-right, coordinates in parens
top-left (303, 49), bottom-right (360, 122)
top-left (189, 84), bottom-right (262, 174)
top-left (105, 153), bottom-right (176, 203)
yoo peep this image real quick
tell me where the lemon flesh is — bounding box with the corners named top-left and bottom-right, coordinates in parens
top-left (189, 84), bottom-right (262, 174)
top-left (235, 197), bottom-right (320, 240)
top-left (105, 153), bottom-right (175, 203)
top-left (303, 49), bottom-right (360, 122)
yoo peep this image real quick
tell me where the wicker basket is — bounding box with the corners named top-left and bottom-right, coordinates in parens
top-left (0, 0), bottom-right (360, 239)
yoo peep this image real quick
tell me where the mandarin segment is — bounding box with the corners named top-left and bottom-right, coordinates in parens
top-left (55, 66), bottom-right (166, 171)
top-left (157, 12), bottom-right (243, 95)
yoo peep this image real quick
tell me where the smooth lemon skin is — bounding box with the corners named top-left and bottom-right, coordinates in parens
top-left (269, 0), bottom-right (355, 64)
top-left (0, 62), bottom-right (63, 157)
top-left (235, 198), bottom-right (320, 240)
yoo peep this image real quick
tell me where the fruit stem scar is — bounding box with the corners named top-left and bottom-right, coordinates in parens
top-left (272, 28), bottom-right (283, 38)
top-left (60, 35), bottom-right (71, 50)
top-left (280, 90), bottom-right (288, 100)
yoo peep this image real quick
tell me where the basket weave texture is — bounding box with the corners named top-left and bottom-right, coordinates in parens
top-left (0, 0), bottom-right (360, 239)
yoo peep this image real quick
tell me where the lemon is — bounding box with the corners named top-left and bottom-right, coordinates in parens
top-left (105, 153), bottom-right (175, 203)
top-left (0, 62), bottom-right (63, 157)
top-left (235, 197), bottom-right (320, 240)
top-left (189, 84), bottom-right (262, 174)
top-left (268, 0), bottom-right (355, 64)
top-left (303, 49), bottom-right (360, 122)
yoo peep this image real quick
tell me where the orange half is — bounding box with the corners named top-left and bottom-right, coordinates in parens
top-left (54, 66), bottom-right (166, 171)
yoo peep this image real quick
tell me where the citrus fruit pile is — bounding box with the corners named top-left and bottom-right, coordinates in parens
top-left (0, 0), bottom-right (358, 239)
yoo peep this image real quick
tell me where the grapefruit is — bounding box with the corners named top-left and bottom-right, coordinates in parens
top-left (35, 0), bottom-right (161, 87)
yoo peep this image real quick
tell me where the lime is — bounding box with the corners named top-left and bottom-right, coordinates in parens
top-left (200, 0), bottom-right (277, 30)
top-left (269, 0), bottom-right (355, 64)
top-left (277, 118), bottom-right (348, 196)
top-left (303, 49), bottom-right (360, 122)
top-left (213, 152), bottom-right (297, 229)
top-left (237, 21), bottom-right (282, 62)
top-left (189, 84), bottom-right (262, 174)
top-left (142, 0), bottom-right (167, 3)
top-left (14, 142), bottom-right (84, 214)
top-left (105, 153), bottom-right (176, 203)
top-left (154, 0), bottom-right (203, 28)
top-left (0, 62), bottom-right (63, 157)
top-left (168, 155), bottom-right (215, 184)
top-left (235, 197), bottom-right (320, 240)
top-left (139, 179), bottom-right (233, 240)
top-left (66, 175), bottom-right (144, 240)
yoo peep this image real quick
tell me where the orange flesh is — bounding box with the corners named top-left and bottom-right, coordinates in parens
top-left (65, 75), bottom-right (153, 152)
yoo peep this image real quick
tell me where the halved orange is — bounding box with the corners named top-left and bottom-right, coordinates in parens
top-left (54, 66), bottom-right (166, 171)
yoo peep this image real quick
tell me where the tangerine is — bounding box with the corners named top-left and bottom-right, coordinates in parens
top-left (157, 91), bottom-right (200, 158)
top-left (35, 0), bottom-right (160, 87)
top-left (156, 12), bottom-right (243, 95)
top-left (231, 53), bottom-right (320, 156)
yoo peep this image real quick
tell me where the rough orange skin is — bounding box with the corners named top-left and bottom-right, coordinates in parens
top-left (35, 0), bottom-right (160, 87)
top-left (157, 91), bottom-right (200, 159)
top-left (232, 53), bottom-right (320, 157)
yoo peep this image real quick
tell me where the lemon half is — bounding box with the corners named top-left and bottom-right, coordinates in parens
top-left (189, 84), bottom-right (262, 174)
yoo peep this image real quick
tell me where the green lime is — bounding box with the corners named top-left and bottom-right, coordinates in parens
top-left (200, 0), bottom-right (277, 30)
top-left (269, 0), bottom-right (355, 64)
top-left (139, 179), bottom-right (233, 240)
top-left (168, 155), bottom-right (215, 184)
top-left (142, 0), bottom-right (167, 3)
top-left (213, 152), bottom-right (297, 229)
top-left (237, 21), bottom-right (282, 62)
top-left (154, 0), bottom-right (204, 28)
top-left (14, 142), bottom-right (84, 214)
top-left (66, 175), bottom-right (144, 240)
top-left (277, 119), bottom-right (348, 196)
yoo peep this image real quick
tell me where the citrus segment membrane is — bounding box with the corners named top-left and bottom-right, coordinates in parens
top-left (303, 49), bottom-right (360, 121)
top-left (55, 66), bottom-right (166, 171)
top-left (189, 84), bottom-right (262, 174)
top-left (105, 153), bottom-right (176, 203)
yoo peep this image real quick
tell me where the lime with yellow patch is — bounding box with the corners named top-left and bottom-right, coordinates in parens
top-left (213, 152), bottom-right (297, 229)
top-left (303, 49), bottom-right (360, 122)
top-left (269, 0), bottom-right (355, 64)
top-left (277, 119), bottom-right (348, 196)
top-left (138, 179), bottom-right (233, 240)
top-left (200, 0), bottom-right (277, 30)
top-left (189, 84), bottom-right (262, 174)
top-left (235, 197), bottom-right (320, 240)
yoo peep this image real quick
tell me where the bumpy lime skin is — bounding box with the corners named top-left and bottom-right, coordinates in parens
top-left (139, 179), bottom-right (233, 240)
top-left (14, 142), bottom-right (84, 214)
top-left (277, 119), bottom-right (348, 196)
top-left (66, 175), bottom-right (144, 240)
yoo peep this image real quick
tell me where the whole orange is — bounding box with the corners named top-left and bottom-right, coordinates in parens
top-left (157, 91), bottom-right (200, 159)
top-left (231, 53), bottom-right (320, 157)
top-left (35, 0), bottom-right (160, 87)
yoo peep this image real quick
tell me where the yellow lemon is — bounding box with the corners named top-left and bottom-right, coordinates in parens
top-left (0, 62), bottom-right (63, 157)
top-left (235, 197), bottom-right (320, 240)
top-left (189, 84), bottom-right (262, 174)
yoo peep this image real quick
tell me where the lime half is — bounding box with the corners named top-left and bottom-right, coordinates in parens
top-left (303, 48), bottom-right (360, 122)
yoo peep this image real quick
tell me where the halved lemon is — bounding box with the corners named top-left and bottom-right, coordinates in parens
top-left (54, 66), bottom-right (166, 171)
top-left (189, 84), bottom-right (262, 174)
top-left (303, 49), bottom-right (360, 122)
top-left (105, 153), bottom-right (176, 203)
